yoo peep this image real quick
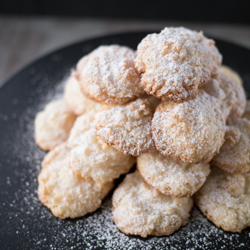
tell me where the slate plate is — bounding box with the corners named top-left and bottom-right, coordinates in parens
top-left (0, 31), bottom-right (250, 250)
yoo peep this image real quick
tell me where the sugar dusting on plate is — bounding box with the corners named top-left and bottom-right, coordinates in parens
top-left (1, 75), bottom-right (249, 250)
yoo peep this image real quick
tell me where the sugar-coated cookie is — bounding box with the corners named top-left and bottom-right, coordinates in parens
top-left (212, 117), bottom-right (250, 174)
top-left (38, 143), bottom-right (113, 219)
top-left (152, 90), bottom-right (226, 163)
top-left (137, 152), bottom-right (210, 197)
top-left (35, 99), bottom-right (76, 151)
top-left (68, 113), bottom-right (135, 186)
top-left (135, 27), bottom-right (222, 102)
top-left (64, 75), bottom-right (103, 116)
top-left (77, 45), bottom-right (144, 104)
top-left (195, 167), bottom-right (250, 232)
top-left (112, 171), bottom-right (193, 237)
top-left (95, 98), bottom-right (156, 156)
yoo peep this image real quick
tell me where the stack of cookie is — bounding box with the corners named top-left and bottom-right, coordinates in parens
top-left (35, 27), bottom-right (250, 237)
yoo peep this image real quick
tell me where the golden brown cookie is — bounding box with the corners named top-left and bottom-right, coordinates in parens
top-left (76, 45), bottom-right (144, 105)
top-left (212, 117), bottom-right (250, 174)
top-left (34, 99), bottom-right (76, 151)
top-left (64, 75), bottom-right (103, 116)
top-left (95, 98), bottom-right (156, 156)
top-left (194, 167), bottom-right (250, 233)
top-left (135, 27), bottom-right (222, 102)
top-left (112, 171), bottom-right (193, 237)
top-left (137, 152), bottom-right (210, 197)
top-left (38, 143), bottom-right (113, 219)
top-left (151, 90), bottom-right (226, 163)
top-left (68, 113), bottom-right (135, 186)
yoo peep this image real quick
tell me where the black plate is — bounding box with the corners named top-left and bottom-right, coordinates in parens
top-left (1, 31), bottom-right (250, 250)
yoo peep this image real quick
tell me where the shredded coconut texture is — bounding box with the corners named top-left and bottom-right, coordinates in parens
top-left (77, 45), bottom-right (144, 104)
top-left (195, 167), bottom-right (250, 233)
top-left (212, 117), bottom-right (250, 174)
top-left (201, 71), bottom-right (236, 120)
top-left (67, 113), bottom-right (135, 186)
top-left (152, 90), bottom-right (226, 163)
top-left (34, 99), bottom-right (76, 151)
top-left (112, 171), bottom-right (193, 237)
top-left (135, 27), bottom-right (222, 102)
top-left (64, 75), bottom-right (103, 116)
top-left (95, 98), bottom-right (156, 156)
top-left (38, 143), bottom-right (113, 219)
top-left (137, 152), bottom-right (210, 197)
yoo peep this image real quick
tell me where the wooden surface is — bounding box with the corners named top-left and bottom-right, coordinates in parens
top-left (1, 16), bottom-right (250, 86)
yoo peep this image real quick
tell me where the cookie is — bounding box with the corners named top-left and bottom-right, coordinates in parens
top-left (212, 117), bottom-right (250, 174)
top-left (76, 45), bottom-right (144, 104)
top-left (64, 75), bottom-right (103, 116)
top-left (152, 90), bottom-right (226, 163)
top-left (112, 171), bottom-right (193, 237)
top-left (194, 167), bottom-right (250, 232)
top-left (137, 152), bottom-right (210, 197)
top-left (135, 27), bottom-right (222, 102)
top-left (201, 71), bottom-right (236, 120)
top-left (68, 112), bottom-right (135, 186)
top-left (38, 143), bottom-right (113, 219)
top-left (95, 98), bottom-right (156, 156)
top-left (35, 99), bottom-right (76, 151)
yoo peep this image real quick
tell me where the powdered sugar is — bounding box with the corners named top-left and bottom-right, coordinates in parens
top-left (135, 27), bottom-right (222, 102)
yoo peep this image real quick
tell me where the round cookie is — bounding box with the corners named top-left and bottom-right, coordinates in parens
top-left (35, 99), bottom-right (76, 151)
top-left (76, 45), bottom-right (144, 105)
top-left (152, 90), bottom-right (226, 163)
top-left (212, 117), bottom-right (250, 174)
top-left (64, 75), bottom-right (103, 116)
top-left (38, 143), bottom-right (113, 219)
top-left (194, 167), bottom-right (250, 233)
top-left (137, 152), bottom-right (210, 197)
top-left (95, 98), bottom-right (156, 156)
top-left (112, 171), bottom-right (193, 237)
top-left (135, 27), bottom-right (222, 102)
top-left (68, 112), bottom-right (135, 186)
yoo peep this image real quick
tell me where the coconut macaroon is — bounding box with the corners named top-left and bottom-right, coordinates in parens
top-left (194, 167), bottom-right (250, 233)
top-left (212, 117), bottom-right (250, 174)
top-left (76, 45), bottom-right (144, 105)
top-left (112, 171), bottom-right (193, 237)
top-left (137, 152), bottom-right (210, 197)
top-left (134, 27), bottom-right (222, 102)
top-left (68, 112), bottom-right (135, 186)
top-left (151, 90), bottom-right (226, 163)
top-left (201, 69), bottom-right (246, 121)
top-left (201, 71), bottom-right (236, 120)
top-left (35, 99), bottom-right (76, 151)
top-left (64, 75), bottom-right (103, 116)
top-left (38, 143), bottom-right (114, 219)
top-left (95, 98), bottom-right (156, 156)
